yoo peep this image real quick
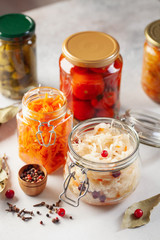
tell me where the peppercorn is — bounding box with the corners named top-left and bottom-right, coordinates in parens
top-left (52, 217), bottom-right (59, 223)
top-left (21, 165), bottom-right (45, 183)
top-left (49, 205), bottom-right (53, 210)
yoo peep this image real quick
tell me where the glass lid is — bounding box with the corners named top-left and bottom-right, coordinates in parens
top-left (121, 109), bottom-right (160, 147)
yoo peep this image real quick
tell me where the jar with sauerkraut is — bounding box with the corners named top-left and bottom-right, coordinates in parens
top-left (141, 20), bottom-right (160, 103)
top-left (60, 118), bottom-right (141, 206)
top-left (17, 87), bottom-right (72, 174)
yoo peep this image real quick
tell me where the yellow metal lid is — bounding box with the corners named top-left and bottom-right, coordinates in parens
top-left (145, 20), bottom-right (160, 47)
top-left (62, 31), bottom-right (120, 68)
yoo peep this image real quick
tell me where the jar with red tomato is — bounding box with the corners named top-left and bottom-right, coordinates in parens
top-left (59, 31), bottom-right (123, 122)
top-left (141, 20), bottom-right (160, 104)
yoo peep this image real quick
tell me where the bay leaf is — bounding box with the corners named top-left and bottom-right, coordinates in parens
top-left (0, 156), bottom-right (2, 170)
top-left (0, 105), bottom-right (19, 123)
top-left (0, 169), bottom-right (8, 182)
top-left (0, 180), bottom-right (7, 193)
top-left (0, 155), bottom-right (8, 193)
top-left (122, 194), bottom-right (160, 228)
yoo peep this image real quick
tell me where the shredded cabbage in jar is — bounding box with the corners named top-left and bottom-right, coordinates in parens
top-left (72, 123), bottom-right (134, 163)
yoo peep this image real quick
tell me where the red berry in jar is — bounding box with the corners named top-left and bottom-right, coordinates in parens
top-left (101, 150), bottom-right (108, 157)
top-left (5, 189), bottom-right (15, 199)
top-left (134, 209), bottom-right (143, 218)
top-left (57, 208), bottom-right (65, 217)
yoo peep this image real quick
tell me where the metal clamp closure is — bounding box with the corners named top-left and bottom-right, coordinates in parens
top-left (36, 119), bottom-right (56, 147)
top-left (60, 163), bottom-right (89, 207)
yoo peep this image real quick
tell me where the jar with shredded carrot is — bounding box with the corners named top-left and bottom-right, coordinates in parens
top-left (17, 87), bottom-right (73, 174)
top-left (141, 20), bottom-right (160, 103)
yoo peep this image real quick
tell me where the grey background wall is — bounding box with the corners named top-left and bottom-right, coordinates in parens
top-left (0, 0), bottom-right (64, 15)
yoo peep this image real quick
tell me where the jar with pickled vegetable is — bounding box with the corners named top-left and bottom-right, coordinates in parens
top-left (141, 20), bottom-right (160, 103)
top-left (0, 13), bottom-right (38, 99)
top-left (17, 87), bottom-right (73, 174)
top-left (59, 31), bottom-right (123, 122)
top-left (60, 110), bottom-right (160, 206)
top-left (60, 117), bottom-right (141, 206)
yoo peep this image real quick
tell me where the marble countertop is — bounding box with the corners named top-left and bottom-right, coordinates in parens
top-left (1, 0), bottom-right (160, 239)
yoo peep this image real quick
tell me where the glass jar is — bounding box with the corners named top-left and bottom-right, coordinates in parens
top-left (17, 87), bottom-right (73, 174)
top-left (60, 118), bottom-right (141, 206)
top-left (0, 13), bottom-right (37, 99)
top-left (60, 110), bottom-right (160, 206)
top-left (141, 20), bottom-right (160, 103)
top-left (59, 31), bottom-right (123, 123)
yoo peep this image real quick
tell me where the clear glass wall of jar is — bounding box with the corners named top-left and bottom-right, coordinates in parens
top-left (59, 31), bottom-right (123, 123)
top-left (17, 87), bottom-right (73, 174)
top-left (0, 13), bottom-right (38, 99)
top-left (60, 118), bottom-right (141, 206)
top-left (141, 20), bottom-right (160, 103)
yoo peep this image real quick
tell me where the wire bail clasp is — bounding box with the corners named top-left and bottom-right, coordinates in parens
top-left (36, 119), bottom-right (56, 147)
top-left (60, 163), bottom-right (89, 207)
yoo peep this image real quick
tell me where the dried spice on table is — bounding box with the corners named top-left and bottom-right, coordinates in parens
top-left (6, 202), bottom-right (19, 213)
top-left (5, 199), bottom-right (72, 225)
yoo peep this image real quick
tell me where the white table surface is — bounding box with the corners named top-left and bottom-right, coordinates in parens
top-left (1, 0), bottom-right (160, 239)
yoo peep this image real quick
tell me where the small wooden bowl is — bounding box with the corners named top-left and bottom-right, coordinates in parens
top-left (18, 164), bottom-right (47, 196)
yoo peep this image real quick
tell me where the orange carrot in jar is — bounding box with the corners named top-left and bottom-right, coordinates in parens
top-left (17, 88), bottom-right (72, 174)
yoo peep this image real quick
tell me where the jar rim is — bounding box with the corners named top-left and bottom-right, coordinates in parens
top-left (22, 87), bottom-right (67, 120)
top-left (68, 117), bottom-right (139, 171)
top-left (0, 13), bottom-right (35, 40)
top-left (145, 19), bottom-right (160, 48)
top-left (62, 31), bottom-right (120, 68)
